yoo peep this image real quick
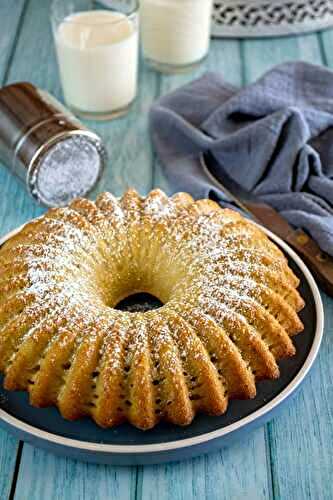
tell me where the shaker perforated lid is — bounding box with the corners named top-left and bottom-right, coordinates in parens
top-left (0, 82), bottom-right (106, 207)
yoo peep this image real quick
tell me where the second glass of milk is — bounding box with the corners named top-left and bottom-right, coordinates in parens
top-left (140, 0), bottom-right (213, 73)
top-left (51, 0), bottom-right (139, 120)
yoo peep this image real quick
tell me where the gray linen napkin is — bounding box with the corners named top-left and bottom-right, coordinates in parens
top-left (150, 62), bottom-right (333, 257)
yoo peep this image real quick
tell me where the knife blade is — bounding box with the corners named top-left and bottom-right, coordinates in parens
top-left (201, 151), bottom-right (333, 296)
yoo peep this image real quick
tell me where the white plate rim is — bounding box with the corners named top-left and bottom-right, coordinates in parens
top-left (0, 222), bottom-right (324, 455)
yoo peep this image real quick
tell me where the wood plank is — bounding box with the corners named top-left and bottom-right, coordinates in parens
top-left (0, 0), bottom-right (26, 83)
top-left (147, 38), bottom-right (272, 500)
top-left (2, 0), bottom-right (156, 497)
top-left (243, 33), bottom-right (333, 500)
top-left (14, 444), bottom-right (136, 500)
top-left (319, 28), bottom-right (333, 68)
top-left (140, 429), bottom-right (270, 500)
top-left (204, 431), bottom-right (271, 500)
top-left (243, 33), bottom-right (323, 83)
top-left (15, 444), bottom-right (136, 500)
top-left (0, 430), bottom-right (20, 500)
top-left (269, 295), bottom-right (333, 499)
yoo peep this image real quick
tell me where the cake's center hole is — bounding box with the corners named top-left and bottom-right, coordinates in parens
top-left (115, 293), bottom-right (163, 313)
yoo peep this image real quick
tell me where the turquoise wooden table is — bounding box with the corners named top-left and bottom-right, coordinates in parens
top-left (0, 1), bottom-right (332, 499)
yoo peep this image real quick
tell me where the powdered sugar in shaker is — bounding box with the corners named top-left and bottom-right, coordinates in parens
top-left (0, 82), bottom-right (106, 207)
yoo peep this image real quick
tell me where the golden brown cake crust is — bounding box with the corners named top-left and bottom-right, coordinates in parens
top-left (0, 189), bottom-right (305, 430)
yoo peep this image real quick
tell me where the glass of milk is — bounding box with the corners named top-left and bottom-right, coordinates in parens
top-left (51, 0), bottom-right (139, 120)
top-left (140, 0), bottom-right (213, 73)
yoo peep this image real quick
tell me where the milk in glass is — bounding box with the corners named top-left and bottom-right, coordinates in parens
top-left (140, 0), bottom-right (212, 71)
top-left (55, 10), bottom-right (138, 118)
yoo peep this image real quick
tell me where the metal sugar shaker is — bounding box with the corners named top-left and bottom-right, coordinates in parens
top-left (0, 82), bottom-right (106, 207)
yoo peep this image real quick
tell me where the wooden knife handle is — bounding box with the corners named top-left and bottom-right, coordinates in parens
top-left (285, 229), bottom-right (333, 296)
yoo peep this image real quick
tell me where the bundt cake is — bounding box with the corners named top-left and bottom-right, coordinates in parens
top-left (0, 189), bottom-right (304, 430)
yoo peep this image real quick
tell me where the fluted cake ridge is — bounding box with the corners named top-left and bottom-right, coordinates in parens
top-left (0, 189), bottom-right (304, 429)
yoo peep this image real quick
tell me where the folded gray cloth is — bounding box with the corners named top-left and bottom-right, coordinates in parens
top-left (150, 62), bottom-right (333, 257)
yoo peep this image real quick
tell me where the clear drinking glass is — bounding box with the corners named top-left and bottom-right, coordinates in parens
top-left (140, 0), bottom-right (213, 73)
top-left (51, 0), bottom-right (139, 120)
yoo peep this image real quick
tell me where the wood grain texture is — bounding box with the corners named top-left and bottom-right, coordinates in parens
top-left (0, 0), bottom-right (26, 83)
top-left (140, 430), bottom-right (270, 500)
top-left (14, 444), bottom-right (137, 500)
top-left (0, 0), bottom-right (51, 236)
top-left (318, 30), bottom-right (333, 66)
top-left (90, 56), bottom-right (159, 197)
top-left (0, 429), bottom-right (19, 500)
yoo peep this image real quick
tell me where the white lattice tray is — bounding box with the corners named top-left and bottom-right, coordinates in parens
top-left (212, 0), bottom-right (333, 37)
top-left (99, 0), bottom-right (333, 38)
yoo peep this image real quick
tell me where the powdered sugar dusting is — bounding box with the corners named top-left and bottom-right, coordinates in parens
top-left (0, 189), bottom-right (302, 428)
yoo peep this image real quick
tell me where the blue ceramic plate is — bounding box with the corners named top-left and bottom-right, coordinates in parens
top-left (0, 224), bottom-right (324, 465)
